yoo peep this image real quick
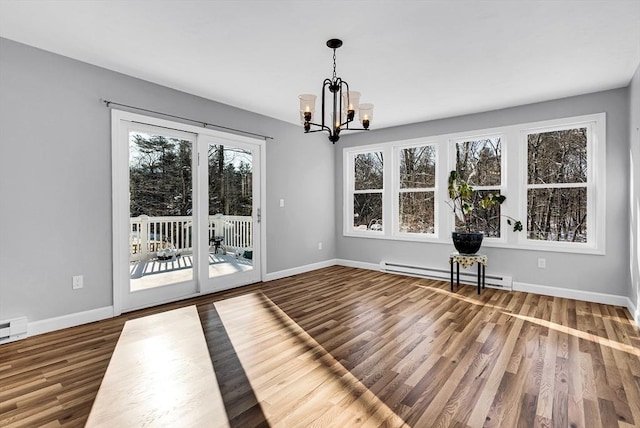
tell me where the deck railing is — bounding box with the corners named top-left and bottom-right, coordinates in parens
top-left (130, 214), bottom-right (253, 261)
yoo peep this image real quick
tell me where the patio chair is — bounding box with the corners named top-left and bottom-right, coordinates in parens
top-left (210, 236), bottom-right (224, 254)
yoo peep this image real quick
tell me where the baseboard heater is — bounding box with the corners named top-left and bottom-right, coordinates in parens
top-left (0, 316), bottom-right (28, 344)
top-left (379, 261), bottom-right (513, 290)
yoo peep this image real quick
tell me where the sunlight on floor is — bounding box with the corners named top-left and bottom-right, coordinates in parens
top-left (214, 292), bottom-right (408, 427)
top-left (506, 312), bottom-right (640, 357)
top-left (86, 307), bottom-right (229, 428)
top-left (415, 282), bottom-right (509, 311)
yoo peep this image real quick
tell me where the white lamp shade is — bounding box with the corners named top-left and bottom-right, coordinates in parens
top-left (342, 91), bottom-right (361, 113)
top-left (299, 94), bottom-right (317, 112)
top-left (299, 94), bottom-right (316, 120)
top-left (358, 103), bottom-right (374, 125)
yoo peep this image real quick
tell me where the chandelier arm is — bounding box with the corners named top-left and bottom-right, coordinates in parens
top-left (305, 123), bottom-right (367, 133)
top-left (341, 127), bottom-right (370, 132)
top-left (321, 78), bottom-right (332, 130)
top-left (340, 79), bottom-right (353, 130)
top-left (333, 86), bottom-right (339, 135)
top-left (305, 127), bottom-right (333, 134)
top-left (305, 121), bottom-right (332, 132)
top-left (341, 80), bottom-right (350, 129)
top-left (337, 78), bottom-right (344, 134)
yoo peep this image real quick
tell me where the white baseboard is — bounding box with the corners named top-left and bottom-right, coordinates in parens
top-left (514, 281), bottom-right (638, 326)
top-left (627, 297), bottom-right (639, 326)
top-left (264, 259), bottom-right (338, 282)
top-left (28, 306), bottom-right (114, 338)
top-left (513, 281), bottom-right (630, 308)
top-left (335, 259), bottom-right (380, 271)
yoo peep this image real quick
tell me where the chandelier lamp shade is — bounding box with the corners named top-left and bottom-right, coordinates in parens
top-left (299, 39), bottom-right (373, 143)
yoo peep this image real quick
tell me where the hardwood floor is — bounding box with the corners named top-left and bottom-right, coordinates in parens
top-left (1, 266), bottom-right (639, 427)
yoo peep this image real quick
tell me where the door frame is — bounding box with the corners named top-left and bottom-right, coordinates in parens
top-left (111, 109), bottom-right (267, 316)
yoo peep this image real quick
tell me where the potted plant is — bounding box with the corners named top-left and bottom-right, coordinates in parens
top-left (447, 170), bottom-right (522, 254)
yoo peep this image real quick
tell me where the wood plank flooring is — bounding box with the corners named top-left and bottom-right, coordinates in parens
top-left (1, 266), bottom-right (639, 427)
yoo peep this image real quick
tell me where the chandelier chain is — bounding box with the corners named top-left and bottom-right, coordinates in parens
top-left (332, 49), bottom-right (337, 81)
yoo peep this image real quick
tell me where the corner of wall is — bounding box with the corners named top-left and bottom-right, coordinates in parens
top-left (629, 61), bottom-right (640, 325)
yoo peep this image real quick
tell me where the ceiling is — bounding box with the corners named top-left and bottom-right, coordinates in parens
top-left (1, 0), bottom-right (639, 130)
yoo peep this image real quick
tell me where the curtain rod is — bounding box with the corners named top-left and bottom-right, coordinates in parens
top-left (100, 98), bottom-right (273, 140)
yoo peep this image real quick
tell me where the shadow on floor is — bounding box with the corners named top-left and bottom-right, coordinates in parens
top-left (199, 305), bottom-right (270, 428)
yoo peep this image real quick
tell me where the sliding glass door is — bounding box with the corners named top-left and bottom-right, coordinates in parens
top-left (112, 111), bottom-right (263, 313)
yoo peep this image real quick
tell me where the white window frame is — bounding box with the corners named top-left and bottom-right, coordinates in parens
top-left (449, 133), bottom-right (507, 243)
top-left (519, 114), bottom-right (605, 254)
top-left (344, 146), bottom-right (387, 237)
top-left (342, 112), bottom-right (606, 255)
top-left (393, 140), bottom-right (439, 239)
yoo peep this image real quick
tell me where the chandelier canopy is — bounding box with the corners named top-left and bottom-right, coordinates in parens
top-left (299, 39), bottom-right (373, 143)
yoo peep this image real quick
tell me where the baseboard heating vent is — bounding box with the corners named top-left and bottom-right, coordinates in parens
top-left (0, 317), bottom-right (28, 344)
top-left (379, 261), bottom-right (513, 290)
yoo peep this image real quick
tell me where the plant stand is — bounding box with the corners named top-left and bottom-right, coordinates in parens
top-left (449, 252), bottom-right (487, 295)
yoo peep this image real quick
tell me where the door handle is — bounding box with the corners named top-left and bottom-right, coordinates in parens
top-left (257, 208), bottom-right (261, 224)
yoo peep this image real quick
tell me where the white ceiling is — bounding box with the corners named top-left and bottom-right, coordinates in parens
top-left (1, 0), bottom-right (639, 130)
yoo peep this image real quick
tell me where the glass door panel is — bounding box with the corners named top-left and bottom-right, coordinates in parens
top-left (207, 144), bottom-right (254, 279)
top-left (128, 129), bottom-right (195, 298)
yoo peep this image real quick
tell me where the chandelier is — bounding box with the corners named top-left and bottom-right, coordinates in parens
top-left (299, 39), bottom-right (373, 143)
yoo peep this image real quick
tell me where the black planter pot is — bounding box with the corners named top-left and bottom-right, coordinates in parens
top-left (452, 232), bottom-right (484, 255)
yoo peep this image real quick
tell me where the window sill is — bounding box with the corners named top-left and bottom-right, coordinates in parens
top-left (342, 232), bottom-right (605, 255)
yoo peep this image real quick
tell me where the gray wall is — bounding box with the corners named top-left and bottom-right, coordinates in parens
top-left (630, 63), bottom-right (640, 314)
top-left (0, 37), bottom-right (335, 322)
top-left (336, 89), bottom-right (630, 297)
top-left (0, 35), bottom-right (634, 325)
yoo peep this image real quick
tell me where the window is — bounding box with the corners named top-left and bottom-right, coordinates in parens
top-left (342, 113), bottom-right (604, 254)
top-left (398, 145), bottom-right (436, 234)
top-left (454, 136), bottom-right (503, 237)
top-left (526, 127), bottom-right (588, 243)
top-left (352, 151), bottom-right (384, 232)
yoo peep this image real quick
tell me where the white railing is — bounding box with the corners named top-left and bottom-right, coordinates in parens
top-left (130, 214), bottom-right (253, 261)
top-left (207, 214), bottom-right (253, 251)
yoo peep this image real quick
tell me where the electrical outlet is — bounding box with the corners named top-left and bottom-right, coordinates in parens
top-left (318, 242), bottom-right (323, 250)
top-left (279, 199), bottom-right (285, 207)
top-left (537, 258), bottom-right (546, 269)
top-left (72, 275), bottom-right (83, 289)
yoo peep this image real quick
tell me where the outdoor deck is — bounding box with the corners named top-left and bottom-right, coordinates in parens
top-left (128, 214), bottom-right (254, 291)
top-left (130, 252), bottom-right (253, 291)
